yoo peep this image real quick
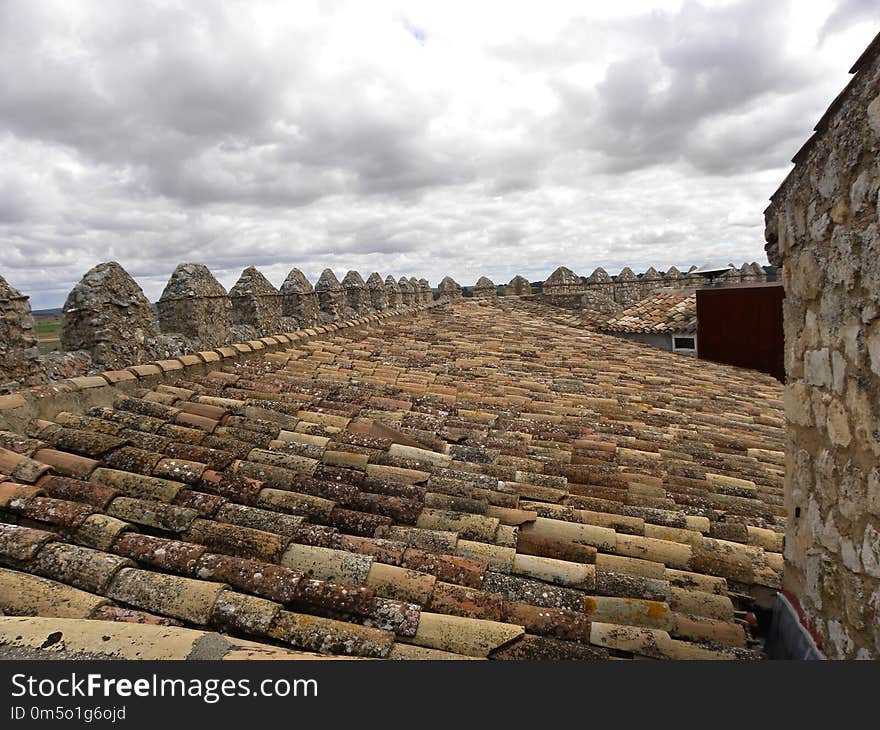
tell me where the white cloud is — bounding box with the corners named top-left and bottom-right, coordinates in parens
top-left (0, 0), bottom-right (876, 307)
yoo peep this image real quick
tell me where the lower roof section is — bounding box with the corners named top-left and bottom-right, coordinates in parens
top-left (0, 298), bottom-right (785, 660)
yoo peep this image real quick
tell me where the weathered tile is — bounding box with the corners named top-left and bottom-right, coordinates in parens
top-left (365, 562), bottom-right (435, 604)
top-left (481, 571), bottom-right (585, 612)
top-left (363, 597), bottom-right (420, 637)
top-left (427, 581), bottom-right (503, 620)
top-left (292, 577), bottom-right (375, 615)
top-left (214, 502), bottom-right (304, 538)
top-left (90, 468), bottom-right (185, 503)
top-left (27, 542), bottom-right (132, 594)
top-left (500, 600), bottom-right (593, 643)
top-left (0, 568), bottom-right (108, 618)
top-left (515, 530), bottom-right (597, 564)
top-left (195, 552), bottom-right (302, 602)
top-left (107, 496), bottom-right (199, 533)
top-left (187, 518), bottom-right (289, 562)
top-left (210, 589), bottom-right (281, 635)
top-left (400, 547), bottom-right (486, 588)
top-left (407, 611), bottom-right (524, 657)
top-left (583, 595), bottom-right (673, 630)
top-left (490, 634), bottom-right (609, 660)
top-left (0, 523), bottom-right (57, 564)
top-left (280, 544), bottom-right (372, 584)
top-left (107, 567), bottom-right (227, 624)
top-left (267, 610), bottom-right (394, 657)
top-left (113, 533), bottom-right (207, 575)
top-left (12, 496), bottom-right (96, 529)
top-left (74, 514), bottom-right (133, 551)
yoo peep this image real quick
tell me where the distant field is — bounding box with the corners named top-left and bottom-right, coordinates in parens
top-left (34, 320), bottom-right (61, 334)
top-left (34, 315), bottom-right (62, 353)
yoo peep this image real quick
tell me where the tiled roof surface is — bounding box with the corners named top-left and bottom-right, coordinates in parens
top-left (510, 297), bottom-right (612, 329)
top-left (0, 299), bottom-right (785, 660)
top-left (600, 292), bottom-right (697, 334)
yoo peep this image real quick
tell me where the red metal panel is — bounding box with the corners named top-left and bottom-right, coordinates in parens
top-left (696, 283), bottom-right (785, 382)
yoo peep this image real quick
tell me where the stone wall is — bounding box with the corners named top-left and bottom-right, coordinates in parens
top-left (408, 277), bottom-right (422, 306)
top-left (157, 263), bottom-right (232, 350)
top-left (0, 275), bottom-right (42, 391)
top-left (764, 35), bottom-right (880, 659)
top-left (60, 262), bottom-right (174, 370)
top-left (315, 269), bottom-right (345, 324)
top-left (385, 276), bottom-right (402, 308)
top-left (366, 272), bottom-right (388, 311)
top-left (581, 267), bottom-right (620, 314)
top-left (507, 275), bottom-right (531, 296)
top-left (229, 266), bottom-right (283, 340)
top-left (640, 267), bottom-right (664, 299)
top-left (535, 262), bottom-right (768, 314)
top-left (397, 277), bottom-right (414, 306)
top-left (342, 270), bottom-right (368, 315)
top-left (615, 267), bottom-right (642, 306)
top-left (543, 266), bottom-right (582, 298)
top-left (473, 276), bottom-right (497, 298)
top-left (418, 278), bottom-right (433, 304)
top-left (438, 276), bottom-right (462, 300)
top-left (280, 268), bottom-right (319, 329)
top-left (1, 262), bottom-right (441, 386)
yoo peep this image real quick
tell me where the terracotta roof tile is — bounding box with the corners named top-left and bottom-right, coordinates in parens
top-left (0, 523), bottom-right (58, 563)
top-left (0, 298), bottom-right (784, 659)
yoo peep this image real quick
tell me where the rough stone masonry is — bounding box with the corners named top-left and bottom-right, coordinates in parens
top-left (157, 263), bottom-right (233, 350)
top-left (764, 32), bottom-right (880, 659)
top-left (0, 275), bottom-right (41, 391)
top-left (60, 261), bottom-right (175, 370)
top-left (229, 266), bottom-right (284, 340)
top-left (280, 267), bottom-right (319, 329)
top-left (0, 262), bottom-right (442, 386)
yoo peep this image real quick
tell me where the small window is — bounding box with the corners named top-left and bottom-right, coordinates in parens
top-left (673, 336), bottom-right (696, 351)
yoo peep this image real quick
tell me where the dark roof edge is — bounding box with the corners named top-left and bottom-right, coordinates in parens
top-left (850, 30), bottom-right (880, 74)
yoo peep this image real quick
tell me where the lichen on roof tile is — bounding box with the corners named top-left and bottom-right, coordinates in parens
top-left (0, 296), bottom-right (782, 660)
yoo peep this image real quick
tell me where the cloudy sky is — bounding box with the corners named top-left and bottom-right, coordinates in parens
top-left (1, 0), bottom-right (878, 308)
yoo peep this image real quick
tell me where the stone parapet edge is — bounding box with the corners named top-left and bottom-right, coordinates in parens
top-left (0, 301), bottom-right (449, 432)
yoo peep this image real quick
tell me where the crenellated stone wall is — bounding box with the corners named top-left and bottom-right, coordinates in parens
top-left (763, 35), bottom-right (880, 659)
top-left (418, 278), bottom-right (433, 304)
top-left (342, 270), bottom-right (368, 316)
top-left (580, 267), bottom-right (620, 314)
top-left (229, 266), bottom-right (284, 340)
top-left (614, 268), bottom-right (642, 306)
top-left (1, 262), bottom-right (443, 387)
top-left (385, 276), bottom-right (402, 308)
top-left (397, 277), bottom-right (414, 306)
top-left (408, 277), bottom-right (422, 306)
top-left (60, 262), bottom-right (176, 370)
top-left (473, 276), bottom-right (497, 298)
top-left (157, 263), bottom-right (232, 350)
top-left (507, 275), bottom-right (531, 296)
top-left (280, 267), bottom-right (319, 329)
top-left (315, 269), bottom-right (345, 324)
top-left (437, 276), bottom-right (462, 300)
top-left (542, 266), bottom-right (582, 300)
top-left (0, 275), bottom-right (42, 391)
top-left (535, 261), bottom-right (770, 313)
top-left (366, 272), bottom-right (388, 311)
top-left (639, 267), bottom-right (664, 299)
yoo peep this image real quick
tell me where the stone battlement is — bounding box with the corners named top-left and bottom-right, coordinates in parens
top-left (533, 263), bottom-right (768, 314)
top-left (0, 264), bottom-right (442, 393)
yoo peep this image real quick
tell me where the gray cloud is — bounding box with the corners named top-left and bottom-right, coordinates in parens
top-left (547, 1), bottom-right (817, 174)
top-left (0, 1), bottom-right (871, 307)
top-left (820, 0), bottom-right (880, 41)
